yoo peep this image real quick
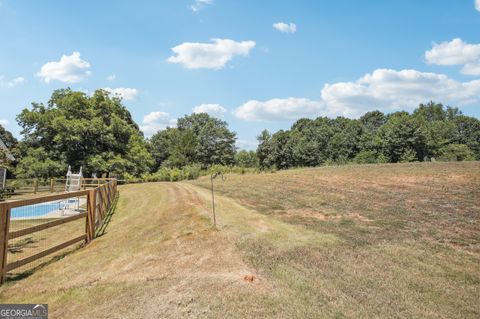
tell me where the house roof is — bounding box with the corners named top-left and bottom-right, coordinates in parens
top-left (0, 137), bottom-right (15, 161)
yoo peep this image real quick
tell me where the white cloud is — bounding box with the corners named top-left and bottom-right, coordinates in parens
top-left (140, 111), bottom-right (177, 136)
top-left (273, 22), bottom-right (297, 34)
top-left (0, 119), bottom-right (8, 127)
top-left (36, 51), bottom-right (91, 83)
top-left (0, 76), bottom-right (25, 88)
top-left (425, 38), bottom-right (480, 75)
top-left (476, 0), bottom-right (480, 11)
top-left (103, 87), bottom-right (139, 101)
top-left (106, 74), bottom-right (116, 81)
top-left (233, 68), bottom-right (480, 121)
top-left (190, 0), bottom-right (212, 12)
top-left (321, 69), bottom-right (480, 117)
top-left (192, 103), bottom-right (226, 117)
top-left (233, 97), bottom-right (324, 121)
top-left (167, 38), bottom-right (256, 69)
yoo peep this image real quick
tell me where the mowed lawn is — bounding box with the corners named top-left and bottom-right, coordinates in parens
top-left (190, 161), bottom-right (480, 318)
top-left (0, 162), bottom-right (478, 318)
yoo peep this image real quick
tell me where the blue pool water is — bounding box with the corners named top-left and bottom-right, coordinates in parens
top-left (11, 199), bottom-right (79, 219)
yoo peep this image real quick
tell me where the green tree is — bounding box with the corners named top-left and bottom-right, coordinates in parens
top-left (452, 115), bottom-right (480, 159)
top-left (260, 130), bottom-right (293, 169)
top-left (360, 110), bottom-right (386, 132)
top-left (437, 144), bottom-right (475, 161)
top-left (15, 147), bottom-right (66, 179)
top-left (235, 150), bottom-right (259, 167)
top-left (327, 118), bottom-right (363, 161)
top-left (149, 127), bottom-right (177, 170)
top-left (16, 88), bottom-right (153, 177)
top-left (377, 113), bottom-right (427, 162)
top-left (256, 129), bottom-right (272, 168)
top-left (149, 113), bottom-right (237, 168)
top-left (413, 101), bottom-right (447, 122)
top-left (164, 129), bottom-right (198, 168)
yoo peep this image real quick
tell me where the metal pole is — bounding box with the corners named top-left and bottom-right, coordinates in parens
top-left (211, 174), bottom-right (216, 228)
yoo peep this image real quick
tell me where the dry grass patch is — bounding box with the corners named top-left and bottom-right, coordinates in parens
top-left (0, 162), bottom-right (478, 318)
top-left (189, 162), bottom-right (480, 318)
top-left (0, 183), bottom-right (268, 318)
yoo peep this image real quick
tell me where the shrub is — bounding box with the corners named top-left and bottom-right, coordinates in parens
top-left (123, 172), bottom-right (141, 183)
top-left (0, 187), bottom-right (14, 202)
top-left (376, 154), bottom-right (389, 164)
top-left (183, 164), bottom-right (202, 180)
top-left (399, 149), bottom-right (417, 163)
top-left (354, 150), bottom-right (378, 164)
top-left (169, 168), bottom-right (183, 181)
top-left (155, 168), bottom-right (172, 181)
top-left (437, 144), bottom-right (475, 161)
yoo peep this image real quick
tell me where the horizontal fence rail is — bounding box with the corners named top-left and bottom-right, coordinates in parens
top-left (6, 178), bottom-right (116, 195)
top-left (0, 179), bottom-right (118, 283)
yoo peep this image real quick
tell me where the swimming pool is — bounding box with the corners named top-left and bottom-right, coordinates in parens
top-left (11, 199), bottom-right (79, 219)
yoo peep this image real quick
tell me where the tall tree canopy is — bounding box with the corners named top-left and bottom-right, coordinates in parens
top-left (16, 88), bottom-right (153, 178)
top-left (256, 102), bottom-right (480, 168)
top-left (149, 113), bottom-right (236, 170)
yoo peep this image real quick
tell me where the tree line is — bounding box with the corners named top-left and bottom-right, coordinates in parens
top-left (257, 103), bottom-right (479, 169)
top-left (0, 89), bottom-right (478, 180)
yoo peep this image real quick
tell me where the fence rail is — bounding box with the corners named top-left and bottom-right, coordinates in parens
top-left (5, 178), bottom-right (116, 194)
top-left (0, 179), bottom-right (118, 284)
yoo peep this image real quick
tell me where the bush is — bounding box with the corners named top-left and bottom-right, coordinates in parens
top-left (354, 150), bottom-right (378, 164)
top-left (183, 164), bottom-right (202, 180)
top-left (123, 172), bottom-right (141, 183)
top-left (376, 154), bottom-right (389, 164)
top-left (0, 187), bottom-right (14, 202)
top-left (124, 164), bottom-right (270, 184)
top-left (234, 150), bottom-right (259, 168)
top-left (437, 144), bottom-right (475, 161)
top-left (399, 149), bottom-right (417, 163)
top-left (169, 168), bottom-right (183, 181)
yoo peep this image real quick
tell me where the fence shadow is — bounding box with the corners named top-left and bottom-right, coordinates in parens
top-left (4, 195), bottom-right (119, 284)
top-left (1, 183), bottom-right (120, 285)
top-left (95, 192), bottom-right (119, 238)
top-left (5, 246), bottom-right (81, 283)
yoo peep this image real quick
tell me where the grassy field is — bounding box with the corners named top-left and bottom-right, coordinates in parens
top-left (191, 161), bottom-right (480, 318)
top-left (0, 162), bottom-right (478, 318)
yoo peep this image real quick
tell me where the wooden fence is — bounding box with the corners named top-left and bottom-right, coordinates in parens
top-left (5, 178), bottom-right (116, 194)
top-left (0, 179), bottom-right (118, 284)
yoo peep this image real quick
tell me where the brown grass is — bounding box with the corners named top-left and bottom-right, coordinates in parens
top-left (189, 161), bottom-right (480, 318)
top-left (0, 183), bottom-right (266, 318)
top-left (192, 161), bottom-right (480, 253)
top-left (0, 161), bottom-right (478, 318)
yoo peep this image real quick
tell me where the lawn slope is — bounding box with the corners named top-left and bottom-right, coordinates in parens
top-left (0, 183), bottom-right (268, 318)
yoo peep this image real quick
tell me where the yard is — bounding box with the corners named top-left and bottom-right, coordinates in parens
top-left (0, 161), bottom-right (478, 318)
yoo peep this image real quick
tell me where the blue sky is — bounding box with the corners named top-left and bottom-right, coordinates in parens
top-left (1, 0), bottom-right (479, 149)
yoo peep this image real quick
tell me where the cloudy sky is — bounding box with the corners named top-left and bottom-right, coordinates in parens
top-left (1, 0), bottom-right (479, 149)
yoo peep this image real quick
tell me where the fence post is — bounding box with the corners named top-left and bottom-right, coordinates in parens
top-left (0, 203), bottom-right (11, 284)
top-left (50, 178), bottom-right (54, 193)
top-left (33, 179), bottom-right (38, 194)
top-left (86, 189), bottom-right (96, 243)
